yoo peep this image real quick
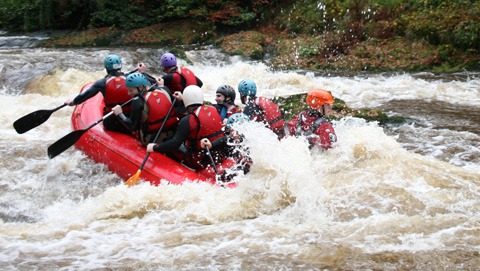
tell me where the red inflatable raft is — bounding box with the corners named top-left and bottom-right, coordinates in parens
top-left (71, 83), bottom-right (237, 186)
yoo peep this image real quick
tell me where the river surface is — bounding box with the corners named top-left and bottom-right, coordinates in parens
top-left (0, 36), bottom-right (479, 270)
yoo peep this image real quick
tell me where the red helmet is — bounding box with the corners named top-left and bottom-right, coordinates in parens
top-left (306, 89), bottom-right (334, 110)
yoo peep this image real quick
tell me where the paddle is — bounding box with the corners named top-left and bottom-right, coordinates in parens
top-left (47, 98), bottom-right (135, 159)
top-left (205, 146), bottom-right (221, 182)
top-left (125, 98), bottom-right (177, 186)
top-left (13, 104), bottom-right (68, 134)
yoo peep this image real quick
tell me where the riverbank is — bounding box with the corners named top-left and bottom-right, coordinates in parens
top-left (36, 17), bottom-right (479, 74)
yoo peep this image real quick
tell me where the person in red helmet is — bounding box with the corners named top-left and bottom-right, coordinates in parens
top-left (287, 88), bottom-right (337, 150)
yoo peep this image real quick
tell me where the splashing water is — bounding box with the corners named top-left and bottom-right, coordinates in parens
top-left (0, 47), bottom-right (479, 270)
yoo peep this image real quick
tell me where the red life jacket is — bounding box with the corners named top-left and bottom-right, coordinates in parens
top-left (186, 105), bottom-right (225, 150)
top-left (226, 104), bottom-right (242, 119)
top-left (253, 97), bottom-right (285, 139)
top-left (141, 89), bottom-right (178, 133)
top-left (104, 75), bottom-right (131, 114)
top-left (167, 67), bottom-right (198, 93)
top-left (294, 112), bottom-right (337, 149)
top-left (219, 103), bottom-right (242, 120)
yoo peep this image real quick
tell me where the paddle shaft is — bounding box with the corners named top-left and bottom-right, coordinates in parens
top-left (205, 147), bottom-right (219, 175)
top-left (47, 98), bottom-right (135, 159)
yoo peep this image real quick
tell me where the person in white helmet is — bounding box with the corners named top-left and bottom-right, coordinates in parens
top-left (146, 85), bottom-right (228, 170)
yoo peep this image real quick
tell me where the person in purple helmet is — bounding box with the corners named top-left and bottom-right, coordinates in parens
top-left (159, 52), bottom-right (203, 93)
top-left (138, 52), bottom-right (203, 116)
top-left (138, 52), bottom-right (203, 92)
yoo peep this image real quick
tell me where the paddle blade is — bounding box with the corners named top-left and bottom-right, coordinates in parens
top-left (125, 170), bottom-right (142, 186)
top-left (47, 129), bottom-right (87, 159)
top-left (13, 104), bottom-right (66, 134)
top-left (14, 110), bottom-right (54, 134)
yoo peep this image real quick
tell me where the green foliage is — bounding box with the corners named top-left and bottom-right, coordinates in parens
top-left (273, 0), bottom-right (347, 35)
top-left (401, 1), bottom-right (480, 50)
top-left (0, 0), bottom-right (273, 31)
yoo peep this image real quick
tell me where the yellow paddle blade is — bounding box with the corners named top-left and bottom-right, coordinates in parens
top-left (125, 170), bottom-right (142, 186)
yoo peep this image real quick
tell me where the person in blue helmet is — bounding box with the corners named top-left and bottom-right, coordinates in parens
top-left (65, 54), bottom-right (143, 134)
top-left (112, 72), bottom-right (179, 146)
top-left (238, 79), bottom-right (286, 140)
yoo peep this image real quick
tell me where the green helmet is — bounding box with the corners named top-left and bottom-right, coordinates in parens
top-left (104, 54), bottom-right (122, 71)
top-left (238, 79), bottom-right (257, 96)
top-left (126, 72), bottom-right (150, 88)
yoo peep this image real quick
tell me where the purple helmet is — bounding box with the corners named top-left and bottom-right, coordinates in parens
top-left (161, 53), bottom-right (177, 67)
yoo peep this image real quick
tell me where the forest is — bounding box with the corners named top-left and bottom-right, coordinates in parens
top-left (1, 0), bottom-right (479, 72)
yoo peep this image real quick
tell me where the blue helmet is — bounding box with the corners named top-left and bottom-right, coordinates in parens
top-left (126, 72), bottom-right (150, 88)
top-left (227, 113), bottom-right (250, 128)
top-left (238, 79), bottom-right (257, 96)
top-left (103, 54), bottom-right (122, 71)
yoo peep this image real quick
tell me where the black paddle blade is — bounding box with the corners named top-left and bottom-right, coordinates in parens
top-left (47, 129), bottom-right (87, 159)
top-left (14, 109), bottom-right (55, 134)
top-left (13, 104), bottom-right (67, 134)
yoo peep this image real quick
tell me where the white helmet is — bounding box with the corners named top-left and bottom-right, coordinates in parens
top-left (182, 85), bottom-right (204, 107)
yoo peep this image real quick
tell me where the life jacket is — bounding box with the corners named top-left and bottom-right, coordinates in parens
top-left (167, 67), bottom-right (198, 93)
top-left (104, 75), bottom-right (131, 113)
top-left (141, 89), bottom-right (178, 133)
top-left (295, 112), bottom-right (337, 149)
top-left (253, 97), bottom-right (285, 139)
top-left (219, 103), bottom-right (242, 120)
top-left (186, 105), bottom-right (225, 150)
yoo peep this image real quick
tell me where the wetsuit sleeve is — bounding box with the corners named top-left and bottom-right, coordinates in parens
top-left (153, 115), bottom-right (190, 153)
top-left (195, 76), bottom-right (203, 88)
top-left (118, 98), bottom-right (143, 130)
top-left (211, 136), bottom-right (227, 149)
top-left (162, 74), bottom-right (174, 89)
top-left (72, 78), bottom-right (105, 105)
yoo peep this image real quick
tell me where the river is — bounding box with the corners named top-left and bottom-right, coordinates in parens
top-left (0, 36), bottom-right (479, 270)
